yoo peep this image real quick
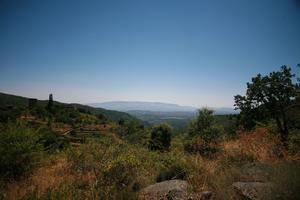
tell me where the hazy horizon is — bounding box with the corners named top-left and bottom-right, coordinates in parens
top-left (1, 0), bottom-right (300, 107)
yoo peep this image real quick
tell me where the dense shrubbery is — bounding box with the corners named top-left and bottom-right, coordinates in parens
top-left (66, 136), bottom-right (141, 199)
top-left (61, 134), bottom-right (190, 199)
top-left (0, 124), bottom-right (41, 179)
top-left (156, 163), bottom-right (187, 182)
top-left (38, 127), bottom-right (68, 152)
top-left (184, 137), bottom-right (219, 158)
top-left (188, 108), bottom-right (224, 141)
top-left (149, 123), bottom-right (172, 151)
top-left (184, 108), bottom-right (224, 157)
top-left (219, 114), bottom-right (239, 137)
top-left (288, 129), bottom-right (300, 155)
top-left (117, 120), bottom-right (147, 144)
top-left (0, 123), bottom-right (68, 182)
top-left (0, 106), bottom-right (23, 122)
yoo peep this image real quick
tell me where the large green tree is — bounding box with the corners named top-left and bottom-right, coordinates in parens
top-left (234, 66), bottom-right (298, 142)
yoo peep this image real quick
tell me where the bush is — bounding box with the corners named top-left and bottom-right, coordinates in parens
top-left (0, 106), bottom-right (22, 123)
top-left (263, 162), bottom-right (300, 200)
top-left (0, 124), bottom-right (41, 179)
top-left (117, 120), bottom-right (146, 144)
top-left (288, 129), bottom-right (300, 155)
top-left (156, 163), bottom-right (187, 182)
top-left (219, 152), bottom-right (256, 168)
top-left (102, 152), bottom-right (140, 190)
top-left (184, 137), bottom-right (219, 158)
top-left (149, 123), bottom-right (172, 151)
top-left (38, 128), bottom-right (68, 153)
top-left (185, 108), bottom-right (224, 157)
top-left (188, 108), bottom-right (224, 142)
top-left (66, 137), bottom-right (141, 199)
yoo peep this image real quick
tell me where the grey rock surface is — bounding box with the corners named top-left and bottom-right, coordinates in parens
top-left (139, 180), bottom-right (188, 200)
top-left (232, 182), bottom-right (272, 200)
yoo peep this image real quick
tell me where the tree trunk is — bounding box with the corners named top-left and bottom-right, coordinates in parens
top-left (275, 114), bottom-right (289, 145)
top-left (275, 117), bottom-right (285, 143)
top-left (281, 112), bottom-right (289, 144)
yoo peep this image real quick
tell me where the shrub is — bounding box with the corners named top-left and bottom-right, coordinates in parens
top-left (66, 137), bottom-right (141, 199)
top-left (0, 106), bottom-right (22, 123)
top-left (0, 124), bottom-right (41, 179)
top-left (38, 127), bottom-right (68, 153)
top-left (263, 162), bottom-right (300, 200)
top-left (30, 106), bottom-right (48, 119)
top-left (117, 120), bottom-right (146, 144)
top-left (102, 152), bottom-right (140, 190)
top-left (288, 129), bottom-right (300, 155)
top-left (184, 137), bottom-right (219, 158)
top-left (219, 151), bottom-right (256, 168)
top-left (156, 164), bottom-right (187, 182)
top-left (185, 108), bottom-right (224, 157)
top-left (149, 123), bottom-right (172, 151)
top-left (188, 108), bottom-right (224, 142)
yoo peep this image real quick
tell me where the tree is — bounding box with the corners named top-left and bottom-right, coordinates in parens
top-left (184, 108), bottom-right (224, 156)
top-left (188, 108), bottom-right (223, 142)
top-left (234, 66), bottom-right (298, 142)
top-left (149, 123), bottom-right (172, 151)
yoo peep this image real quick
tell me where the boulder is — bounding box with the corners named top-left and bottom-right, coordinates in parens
top-left (200, 191), bottom-right (213, 200)
top-left (139, 180), bottom-right (188, 200)
top-left (232, 182), bottom-right (272, 200)
top-left (188, 191), bottom-right (213, 200)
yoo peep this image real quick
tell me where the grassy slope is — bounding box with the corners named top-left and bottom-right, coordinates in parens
top-left (3, 127), bottom-right (299, 200)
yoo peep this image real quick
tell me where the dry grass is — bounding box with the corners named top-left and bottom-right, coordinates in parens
top-left (3, 155), bottom-right (70, 200)
top-left (186, 128), bottom-right (300, 199)
top-left (2, 128), bottom-right (299, 199)
top-left (222, 128), bottom-right (288, 163)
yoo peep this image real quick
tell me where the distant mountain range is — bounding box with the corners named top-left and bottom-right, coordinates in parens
top-left (88, 101), bottom-right (238, 115)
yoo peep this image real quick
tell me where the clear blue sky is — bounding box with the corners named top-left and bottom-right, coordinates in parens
top-left (0, 0), bottom-right (299, 107)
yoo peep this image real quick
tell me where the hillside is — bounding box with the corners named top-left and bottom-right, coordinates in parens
top-left (0, 92), bottom-right (140, 123)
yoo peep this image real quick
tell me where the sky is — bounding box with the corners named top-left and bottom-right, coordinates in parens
top-left (0, 0), bottom-right (300, 107)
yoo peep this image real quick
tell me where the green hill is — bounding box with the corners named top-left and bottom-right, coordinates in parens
top-left (0, 92), bottom-right (140, 123)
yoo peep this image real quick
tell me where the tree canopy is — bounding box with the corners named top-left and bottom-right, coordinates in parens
top-left (234, 66), bottom-right (298, 142)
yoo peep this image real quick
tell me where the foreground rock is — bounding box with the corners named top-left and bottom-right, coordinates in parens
top-left (139, 180), bottom-right (188, 200)
top-left (188, 191), bottom-right (213, 200)
top-left (232, 182), bottom-right (272, 200)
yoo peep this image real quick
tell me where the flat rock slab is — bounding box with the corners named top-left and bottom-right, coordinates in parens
top-left (232, 182), bottom-right (272, 200)
top-left (139, 180), bottom-right (188, 200)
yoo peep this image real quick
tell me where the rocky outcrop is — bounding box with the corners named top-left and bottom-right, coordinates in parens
top-left (139, 180), bottom-right (214, 200)
top-left (139, 180), bottom-right (188, 200)
top-left (187, 191), bottom-right (213, 200)
top-left (232, 182), bottom-right (272, 200)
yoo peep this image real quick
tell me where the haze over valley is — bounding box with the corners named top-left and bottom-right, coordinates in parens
top-left (89, 101), bottom-right (237, 114)
top-left (89, 101), bottom-right (238, 129)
